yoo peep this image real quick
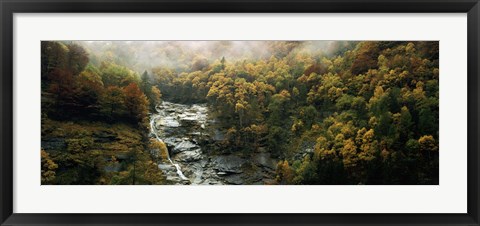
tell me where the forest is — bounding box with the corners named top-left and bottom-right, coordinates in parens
top-left (41, 40), bottom-right (439, 185)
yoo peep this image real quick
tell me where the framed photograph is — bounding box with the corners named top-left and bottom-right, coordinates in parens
top-left (1, 0), bottom-right (479, 225)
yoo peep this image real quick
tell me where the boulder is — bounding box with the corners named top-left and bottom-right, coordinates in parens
top-left (172, 140), bottom-right (198, 154)
top-left (213, 155), bottom-right (246, 174)
top-left (223, 174), bottom-right (244, 185)
top-left (174, 149), bottom-right (202, 162)
top-left (164, 137), bottom-right (182, 148)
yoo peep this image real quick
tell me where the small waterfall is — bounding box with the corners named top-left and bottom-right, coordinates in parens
top-left (150, 114), bottom-right (189, 181)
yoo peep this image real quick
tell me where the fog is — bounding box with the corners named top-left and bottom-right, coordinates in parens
top-left (76, 41), bottom-right (355, 73)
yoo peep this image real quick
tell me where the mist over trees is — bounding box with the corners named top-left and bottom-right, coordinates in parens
top-left (41, 40), bottom-right (439, 185)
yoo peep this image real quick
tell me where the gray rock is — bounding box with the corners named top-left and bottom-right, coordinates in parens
top-left (165, 170), bottom-right (191, 185)
top-left (164, 137), bottom-right (182, 148)
top-left (192, 176), bottom-right (203, 184)
top-left (223, 174), bottom-right (244, 185)
top-left (150, 101), bottom-right (242, 185)
top-left (247, 169), bottom-right (266, 183)
top-left (294, 141), bottom-right (315, 161)
top-left (180, 118), bottom-right (198, 127)
top-left (213, 155), bottom-right (246, 173)
top-left (200, 178), bottom-right (223, 185)
top-left (253, 152), bottom-right (277, 170)
top-left (173, 140), bottom-right (198, 153)
top-left (174, 149), bottom-right (202, 162)
top-left (189, 163), bottom-right (204, 184)
top-left (158, 116), bottom-right (180, 127)
top-left (213, 130), bottom-right (225, 141)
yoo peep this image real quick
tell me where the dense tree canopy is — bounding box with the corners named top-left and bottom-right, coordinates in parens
top-left (41, 41), bottom-right (164, 185)
top-left (41, 41), bottom-right (439, 185)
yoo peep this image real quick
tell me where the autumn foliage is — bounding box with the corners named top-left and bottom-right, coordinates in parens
top-left (41, 40), bottom-right (439, 185)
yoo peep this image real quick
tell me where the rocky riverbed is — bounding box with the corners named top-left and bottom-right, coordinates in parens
top-left (150, 101), bottom-right (278, 185)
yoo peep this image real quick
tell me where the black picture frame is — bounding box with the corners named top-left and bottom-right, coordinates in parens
top-left (1, 0), bottom-right (479, 225)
